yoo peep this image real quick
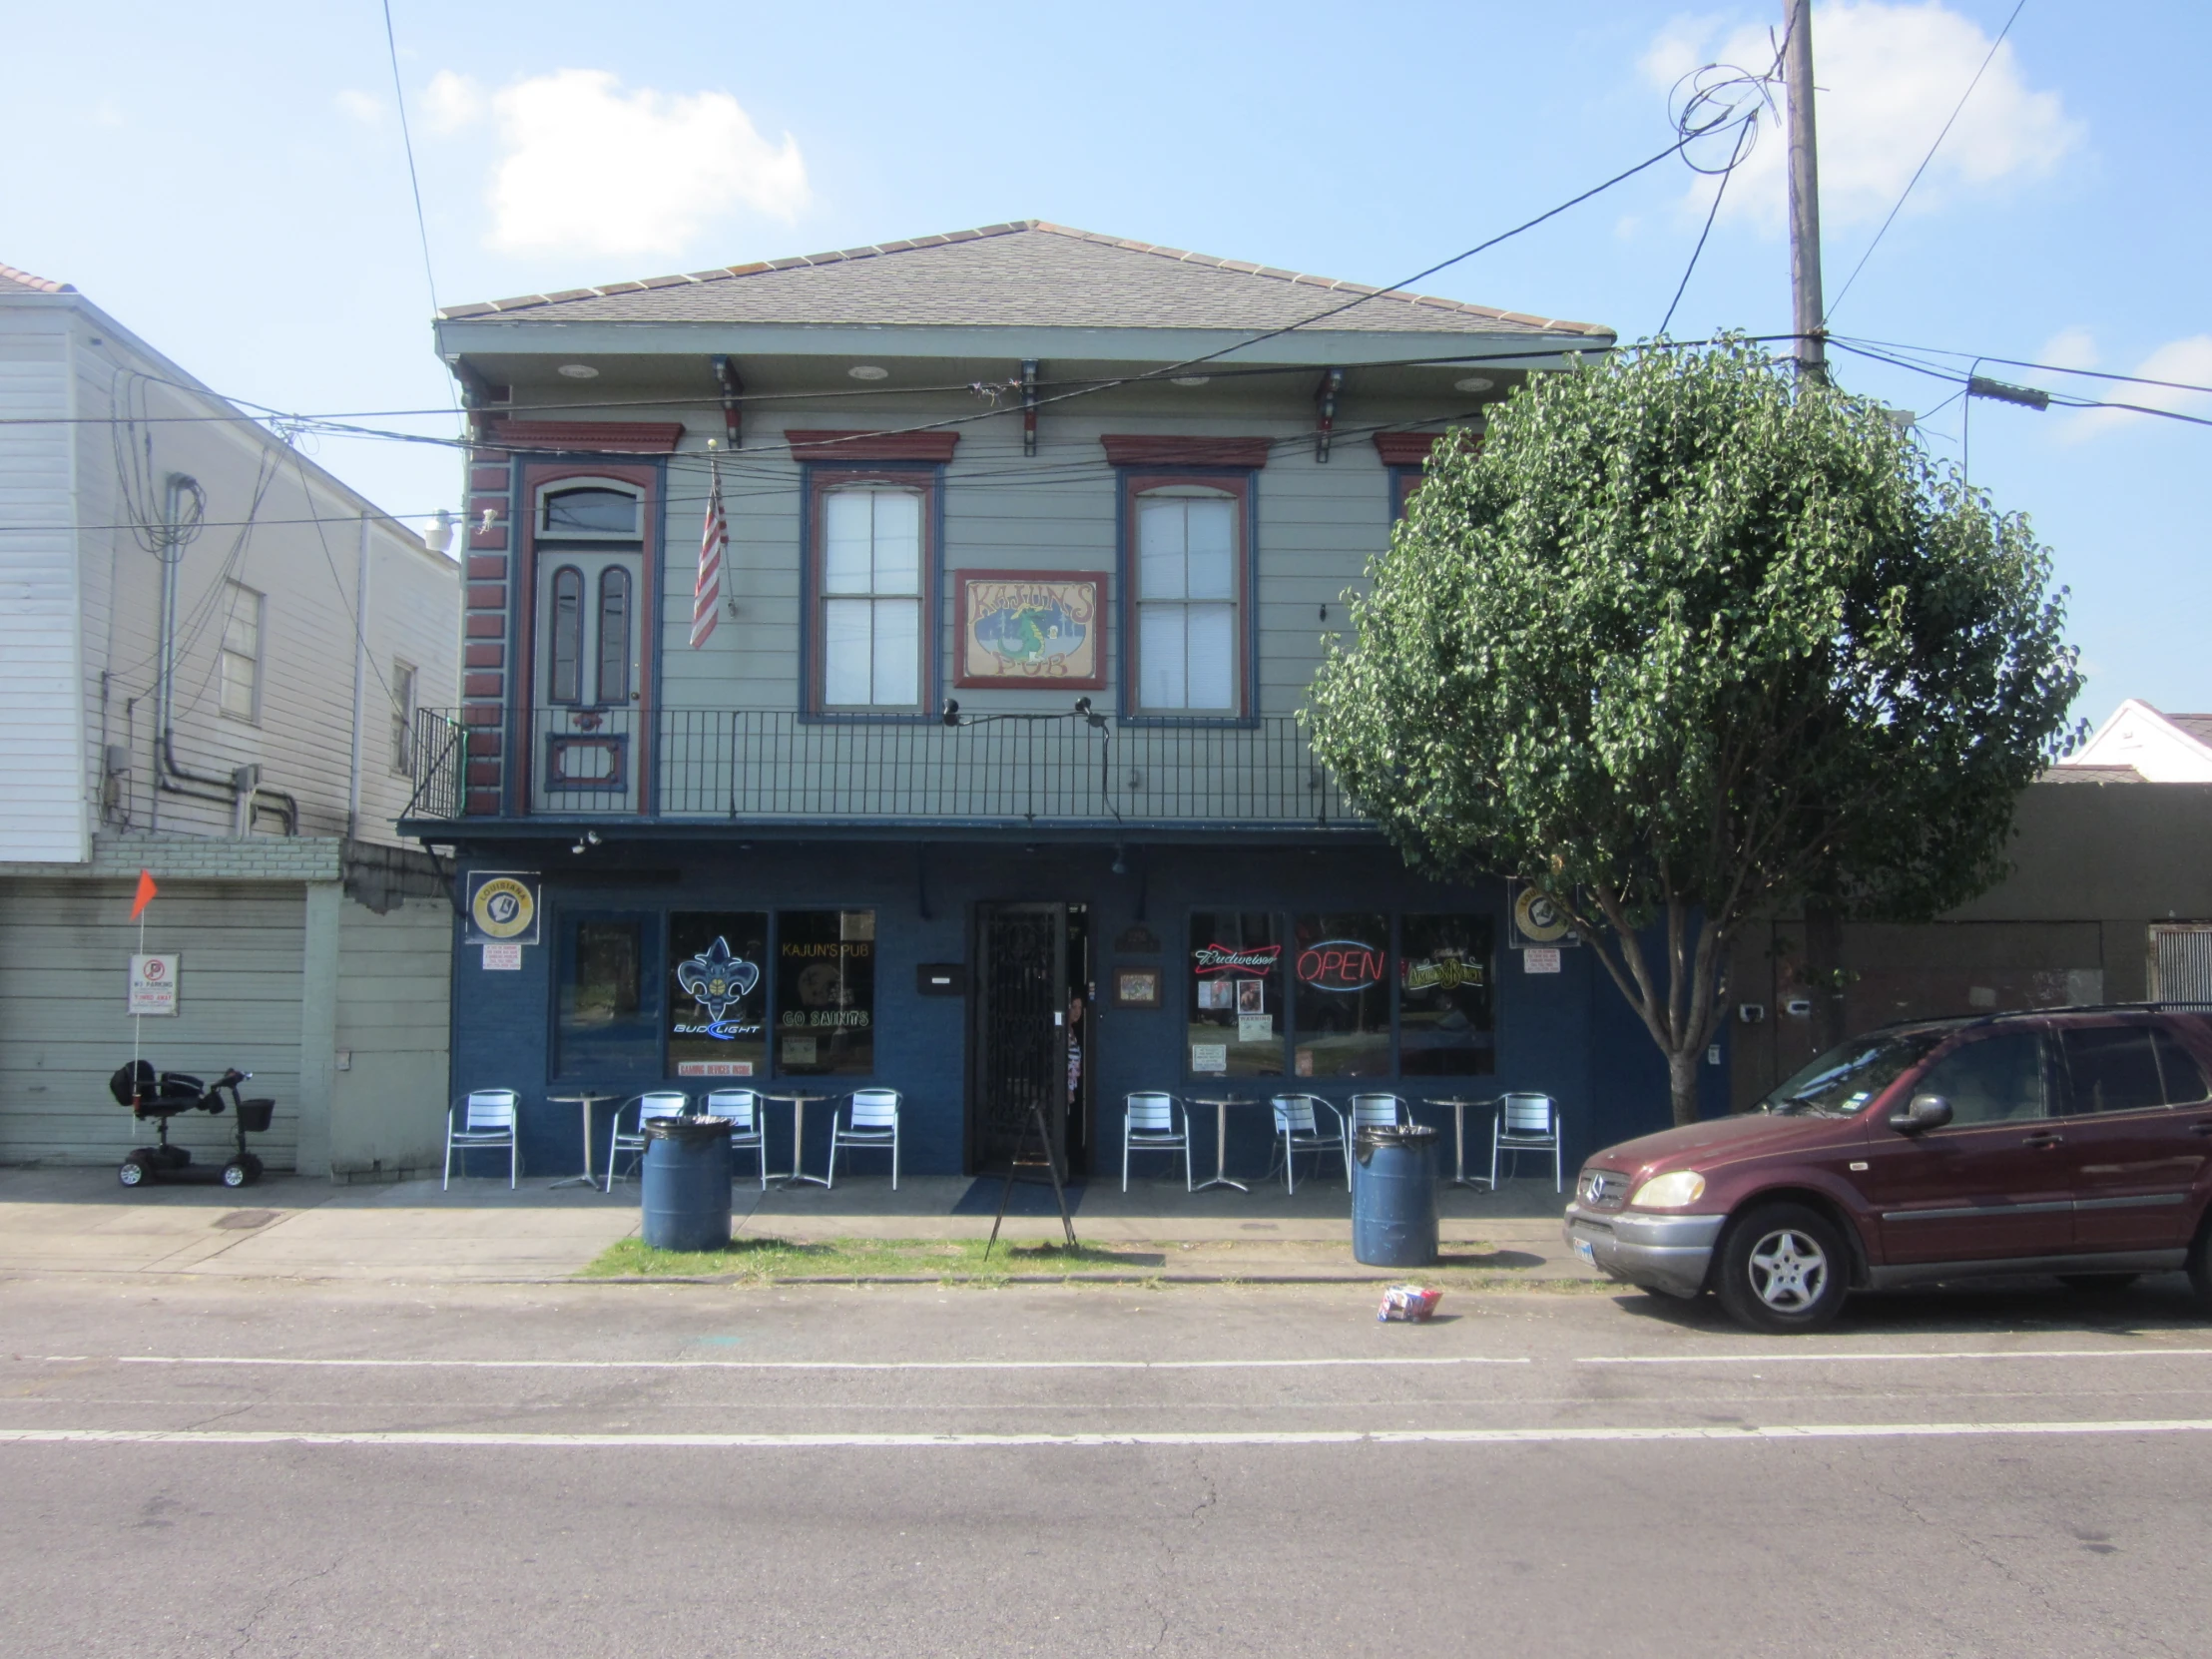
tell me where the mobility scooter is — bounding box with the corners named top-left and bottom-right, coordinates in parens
top-left (109, 1061), bottom-right (275, 1189)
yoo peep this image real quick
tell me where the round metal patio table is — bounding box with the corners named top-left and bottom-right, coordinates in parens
top-left (1421, 1096), bottom-right (1496, 1189)
top-left (1184, 1095), bottom-right (1267, 1194)
top-left (545, 1092), bottom-right (620, 1191)
top-left (764, 1092), bottom-right (831, 1188)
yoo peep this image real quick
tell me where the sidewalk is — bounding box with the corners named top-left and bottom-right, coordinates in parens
top-left (0, 1165), bottom-right (1597, 1286)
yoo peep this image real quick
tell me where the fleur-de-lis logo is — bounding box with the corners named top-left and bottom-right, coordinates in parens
top-left (677, 936), bottom-right (760, 1021)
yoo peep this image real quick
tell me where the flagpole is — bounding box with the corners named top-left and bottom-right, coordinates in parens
top-left (133, 909), bottom-right (145, 1071)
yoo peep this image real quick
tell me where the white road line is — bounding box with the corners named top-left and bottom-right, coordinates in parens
top-left (1579, 1350), bottom-right (2212, 1366)
top-left (37, 1356), bottom-right (1532, 1374)
top-left (4, 1419), bottom-right (2212, 1449)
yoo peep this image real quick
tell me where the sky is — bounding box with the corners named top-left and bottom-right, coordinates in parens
top-left (5, 1), bottom-right (2206, 732)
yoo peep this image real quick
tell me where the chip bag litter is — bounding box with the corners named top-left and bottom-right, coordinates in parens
top-left (1378, 1284), bottom-right (1442, 1322)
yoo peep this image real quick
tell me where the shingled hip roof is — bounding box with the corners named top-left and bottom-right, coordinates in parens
top-left (438, 221), bottom-right (1611, 338)
top-left (0, 261), bottom-right (75, 294)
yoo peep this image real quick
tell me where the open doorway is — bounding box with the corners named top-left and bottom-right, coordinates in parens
top-left (970, 901), bottom-right (1093, 1177)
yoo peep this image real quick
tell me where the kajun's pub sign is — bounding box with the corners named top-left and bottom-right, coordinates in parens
top-left (954, 570), bottom-right (1106, 688)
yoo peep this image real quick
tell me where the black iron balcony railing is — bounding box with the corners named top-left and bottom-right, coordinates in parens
top-left (402, 707), bottom-right (1361, 828)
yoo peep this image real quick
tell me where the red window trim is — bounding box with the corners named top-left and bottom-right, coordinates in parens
top-left (1372, 430), bottom-right (1481, 467)
top-left (1120, 469), bottom-right (1253, 720)
top-left (807, 466), bottom-right (939, 714)
top-left (516, 461), bottom-right (660, 809)
top-left (487, 419), bottom-right (685, 454)
top-left (1102, 434), bottom-right (1271, 469)
top-left (788, 429), bottom-right (960, 463)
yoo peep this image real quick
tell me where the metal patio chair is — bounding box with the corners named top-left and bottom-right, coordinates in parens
top-left (1348, 1093), bottom-right (1412, 1141)
top-left (442, 1089), bottom-right (520, 1191)
top-left (827, 1088), bottom-right (901, 1189)
top-left (702, 1088), bottom-right (770, 1191)
top-left (604, 1090), bottom-right (691, 1192)
top-left (1490, 1092), bottom-right (1563, 1192)
top-left (1122, 1091), bottom-right (1192, 1192)
top-left (1269, 1093), bottom-right (1349, 1194)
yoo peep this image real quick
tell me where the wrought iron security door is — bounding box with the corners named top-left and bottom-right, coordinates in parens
top-left (972, 904), bottom-right (1067, 1172)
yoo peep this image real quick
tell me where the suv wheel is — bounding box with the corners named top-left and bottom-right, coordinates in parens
top-left (1715, 1203), bottom-right (1849, 1334)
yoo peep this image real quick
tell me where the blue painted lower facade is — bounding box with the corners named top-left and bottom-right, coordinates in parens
top-left (440, 832), bottom-right (1726, 1186)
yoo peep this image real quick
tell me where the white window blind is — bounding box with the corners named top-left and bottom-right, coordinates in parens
top-left (1136, 496), bottom-right (1236, 711)
top-left (219, 582), bottom-right (263, 721)
top-left (822, 488), bottom-right (922, 707)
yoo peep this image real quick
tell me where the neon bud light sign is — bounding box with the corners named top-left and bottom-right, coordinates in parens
top-left (1297, 940), bottom-right (1383, 993)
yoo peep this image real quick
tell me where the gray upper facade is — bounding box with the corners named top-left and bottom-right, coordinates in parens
top-left (421, 224), bottom-right (1611, 831)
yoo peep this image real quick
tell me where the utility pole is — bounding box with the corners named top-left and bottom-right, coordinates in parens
top-left (1784, 0), bottom-right (1847, 1061)
top-left (1784, 0), bottom-right (1826, 382)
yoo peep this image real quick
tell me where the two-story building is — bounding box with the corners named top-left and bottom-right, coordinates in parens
top-left (410, 221), bottom-right (1719, 1183)
top-left (0, 260), bottom-right (459, 1178)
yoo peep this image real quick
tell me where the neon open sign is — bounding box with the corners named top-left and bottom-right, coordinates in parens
top-left (1297, 940), bottom-right (1384, 993)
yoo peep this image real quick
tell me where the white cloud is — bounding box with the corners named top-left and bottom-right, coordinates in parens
top-left (1645, 3), bottom-right (2082, 233)
top-left (423, 71), bottom-right (485, 137)
top-left (2037, 326), bottom-right (2099, 373)
top-left (335, 89), bottom-right (385, 126)
top-left (451, 69), bottom-right (809, 260)
top-left (2062, 335), bottom-right (2212, 442)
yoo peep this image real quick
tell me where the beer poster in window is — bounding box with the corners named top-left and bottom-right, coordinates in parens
top-left (776, 909), bottom-right (876, 1076)
top-left (1188, 911), bottom-right (1283, 1076)
top-left (1292, 914), bottom-right (1390, 1078)
top-left (1400, 913), bottom-right (1496, 1075)
top-left (668, 912), bottom-right (768, 1077)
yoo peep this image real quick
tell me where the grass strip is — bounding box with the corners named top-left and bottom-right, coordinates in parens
top-left (582, 1236), bottom-right (1152, 1283)
top-left (581, 1235), bottom-right (1590, 1287)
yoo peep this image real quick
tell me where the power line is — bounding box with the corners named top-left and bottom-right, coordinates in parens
top-left (1658, 117), bottom-right (1751, 337)
top-left (381, 0), bottom-right (440, 317)
top-left (1825, 0), bottom-right (2028, 322)
top-left (1831, 333), bottom-right (2212, 399)
top-left (1829, 337), bottom-right (2212, 430)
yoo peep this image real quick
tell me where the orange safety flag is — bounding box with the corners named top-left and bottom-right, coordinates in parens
top-left (130, 870), bottom-right (158, 921)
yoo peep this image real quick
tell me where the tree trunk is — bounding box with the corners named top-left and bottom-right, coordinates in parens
top-left (1667, 1042), bottom-right (1702, 1127)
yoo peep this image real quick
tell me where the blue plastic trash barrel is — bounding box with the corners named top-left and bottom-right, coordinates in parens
top-left (1352, 1123), bottom-right (1439, 1268)
top-left (641, 1116), bottom-right (734, 1252)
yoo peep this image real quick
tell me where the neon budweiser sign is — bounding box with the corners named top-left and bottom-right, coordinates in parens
top-left (1193, 942), bottom-right (1282, 975)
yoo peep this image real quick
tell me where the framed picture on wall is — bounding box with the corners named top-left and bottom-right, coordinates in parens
top-left (1112, 966), bottom-right (1163, 1009)
top-left (953, 570), bottom-right (1108, 688)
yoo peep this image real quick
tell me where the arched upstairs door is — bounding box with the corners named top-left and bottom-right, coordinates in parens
top-left (528, 474), bottom-right (651, 815)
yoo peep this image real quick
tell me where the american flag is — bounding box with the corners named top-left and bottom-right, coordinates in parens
top-left (691, 456), bottom-right (725, 648)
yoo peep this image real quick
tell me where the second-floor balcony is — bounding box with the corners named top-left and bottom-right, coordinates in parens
top-left (404, 707), bottom-right (1363, 830)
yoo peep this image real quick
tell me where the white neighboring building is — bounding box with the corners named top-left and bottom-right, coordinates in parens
top-left (0, 260), bottom-right (461, 1177)
top-left (2051, 700), bottom-right (2212, 785)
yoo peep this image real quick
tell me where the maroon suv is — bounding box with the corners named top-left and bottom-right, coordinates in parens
top-left (1562, 1006), bottom-right (2212, 1332)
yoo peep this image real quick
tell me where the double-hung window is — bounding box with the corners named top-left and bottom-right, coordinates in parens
top-left (1125, 477), bottom-right (1249, 717)
top-left (818, 482), bottom-right (925, 710)
top-left (390, 661), bottom-right (417, 774)
top-left (219, 581), bottom-right (264, 722)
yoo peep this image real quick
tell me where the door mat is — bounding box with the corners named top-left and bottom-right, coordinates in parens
top-left (950, 1177), bottom-right (1086, 1217)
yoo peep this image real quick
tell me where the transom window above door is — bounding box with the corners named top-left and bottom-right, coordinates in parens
top-left (1132, 486), bottom-right (1244, 715)
top-left (819, 484), bottom-right (925, 710)
top-left (540, 485), bottom-right (642, 539)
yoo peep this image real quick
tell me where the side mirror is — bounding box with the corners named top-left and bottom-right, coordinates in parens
top-left (1888, 1093), bottom-right (1952, 1134)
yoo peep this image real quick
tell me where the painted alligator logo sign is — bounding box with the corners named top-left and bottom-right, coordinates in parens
top-left (955, 572), bottom-right (1106, 688)
top-left (676, 937), bottom-right (762, 1039)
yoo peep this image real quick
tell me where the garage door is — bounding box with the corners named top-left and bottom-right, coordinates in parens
top-left (0, 879), bottom-right (304, 1167)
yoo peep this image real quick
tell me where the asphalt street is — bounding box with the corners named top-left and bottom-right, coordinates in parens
top-left (4, 1275), bottom-right (2211, 1657)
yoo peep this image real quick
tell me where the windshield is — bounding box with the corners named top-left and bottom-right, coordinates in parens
top-left (1759, 1030), bottom-right (1948, 1117)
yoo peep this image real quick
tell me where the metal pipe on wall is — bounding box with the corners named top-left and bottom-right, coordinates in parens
top-left (347, 511), bottom-right (371, 838)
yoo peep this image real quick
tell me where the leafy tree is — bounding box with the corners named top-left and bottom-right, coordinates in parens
top-left (1307, 338), bottom-right (2079, 1126)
